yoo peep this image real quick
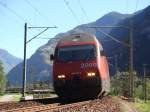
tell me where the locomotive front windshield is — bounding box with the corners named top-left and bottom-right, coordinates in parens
top-left (57, 45), bottom-right (96, 62)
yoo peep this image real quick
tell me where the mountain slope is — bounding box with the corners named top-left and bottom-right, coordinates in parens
top-left (0, 49), bottom-right (22, 73)
top-left (108, 6), bottom-right (150, 74)
top-left (7, 5), bottom-right (150, 86)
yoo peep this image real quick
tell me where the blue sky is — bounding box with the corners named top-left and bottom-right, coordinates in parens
top-left (0, 0), bottom-right (149, 59)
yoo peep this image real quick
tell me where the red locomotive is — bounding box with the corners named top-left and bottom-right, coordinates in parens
top-left (51, 32), bottom-right (110, 98)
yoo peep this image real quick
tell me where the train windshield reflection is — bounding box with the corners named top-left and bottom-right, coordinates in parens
top-left (57, 45), bottom-right (96, 62)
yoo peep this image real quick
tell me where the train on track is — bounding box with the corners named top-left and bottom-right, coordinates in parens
top-left (50, 32), bottom-right (110, 98)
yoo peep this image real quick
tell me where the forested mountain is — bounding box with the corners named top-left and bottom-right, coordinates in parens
top-left (7, 6), bottom-right (150, 86)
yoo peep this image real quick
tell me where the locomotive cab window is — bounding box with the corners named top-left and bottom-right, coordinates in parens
top-left (56, 45), bottom-right (96, 62)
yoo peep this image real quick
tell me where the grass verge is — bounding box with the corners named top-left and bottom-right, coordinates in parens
top-left (0, 93), bottom-right (21, 102)
top-left (132, 100), bottom-right (150, 112)
top-left (12, 94), bottom-right (21, 102)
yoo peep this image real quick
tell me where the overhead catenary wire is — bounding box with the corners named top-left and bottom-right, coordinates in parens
top-left (126, 0), bottom-right (129, 13)
top-left (24, 0), bottom-right (58, 41)
top-left (33, 38), bottom-right (52, 40)
top-left (100, 39), bottom-right (114, 42)
top-left (77, 0), bottom-right (89, 21)
top-left (96, 28), bottom-right (129, 47)
top-left (26, 26), bottom-right (57, 43)
top-left (24, 0), bottom-right (57, 27)
top-left (0, 1), bottom-right (32, 26)
top-left (26, 28), bottom-right (49, 43)
top-left (0, 0), bottom-right (56, 47)
top-left (63, 0), bottom-right (80, 24)
top-left (92, 27), bottom-right (129, 46)
top-left (134, 0), bottom-right (139, 12)
top-left (24, 0), bottom-right (58, 43)
top-left (0, 8), bottom-right (20, 25)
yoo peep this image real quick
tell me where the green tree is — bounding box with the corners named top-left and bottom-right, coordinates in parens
top-left (110, 71), bottom-right (130, 97)
top-left (146, 79), bottom-right (150, 100)
top-left (0, 61), bottom-right (6, 95)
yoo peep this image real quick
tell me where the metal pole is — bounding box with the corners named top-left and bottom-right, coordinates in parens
top-left (129, 23), bottom-right (134, 100)
top-left (22, 23), bottom-right (27, 99)
top-left (143, 64), bottom-right (147, 103)
top-left (115, 55), bottom-right (118, 75)
top-left (20, 24), bottom-right (56, 100)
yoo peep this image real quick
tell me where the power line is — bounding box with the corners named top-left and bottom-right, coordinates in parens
top-left (0, 1), bottom-right (32, 26)
top-left (63, 0), bottom-right (80, 24)
top-left (34, 37), bottom-right (52, 40)
top-left (24, 0), bottom-right (58, 42)
top-left (126, 0), bottom-right (129, 13)
top-left (77, 0), bottom-right (89, 21)
top-left (0, 8), bottom-right (20, 24)
top-left (100, 39), bottom-right (113, 42)
top-left (26, 26), bottom-right (57, 43)
top-left (98, 29), bottom-right (129, 47)
top-left (134, 0), bottom-right (139, 12)
top-left (92, 27), bottom-right (129, 47)
top-left (26, 28), bottom-right (49, 43)
top-left (24, 0), bottom-right (57, 27)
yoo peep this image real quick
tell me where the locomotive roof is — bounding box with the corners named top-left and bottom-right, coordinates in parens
top-left (59, 33), bottom-right (96, 43)
top-left (57, 32), bottom-right (103, 50)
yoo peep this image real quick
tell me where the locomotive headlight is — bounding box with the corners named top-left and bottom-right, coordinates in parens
top-left (87, 72), bottom-right (95, 77)
top-left (91, 73), bottom-right (95, 76)
top-left (58, 74), bottom-right (66, 79)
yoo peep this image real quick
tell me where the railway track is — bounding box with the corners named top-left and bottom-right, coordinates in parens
top-left (0, 101), bottom-right (42, 111)
top-left (0, 96), bottom-right (120, 112)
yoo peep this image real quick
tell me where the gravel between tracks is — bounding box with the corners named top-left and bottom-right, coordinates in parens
top-left (1, 96), bottom-right (122, 112)
top-left (0, 101), bottom-right (42, 111)
top-left (50, 96), bottom-right (120, 112)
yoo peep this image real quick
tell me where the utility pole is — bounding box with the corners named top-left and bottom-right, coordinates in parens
top-left (143, 64), bottom-right (147, 103)
top-left (115, 55), bottom-right (118, 76)
top-left (21, 23), bottom-right (57, 100)
top-left (129, 19), bottom-right (134, 100)
top-left (22, 23), bottom-right (27, 100)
